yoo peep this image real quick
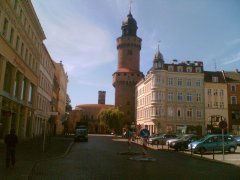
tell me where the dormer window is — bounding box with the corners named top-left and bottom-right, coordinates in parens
top-left (196, 67), bottom-right (202, 73)
top-left (168, 66), bottom-right (173, 72)
top-left (186, 67), bottom-right (192, 72)
top-left (212, 76), bottom-right (218, 83)
top-left (177, 66), bottom-right (183, 72)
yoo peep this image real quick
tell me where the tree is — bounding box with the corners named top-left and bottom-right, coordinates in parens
top-left (65, 94), bottom-right (72, 112)
top-left (98, 107), bottom-right (124, 134)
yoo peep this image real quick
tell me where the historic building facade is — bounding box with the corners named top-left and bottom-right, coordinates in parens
top-left (112, 11), bottom-right (144, 126)
top-left (136, 48), bottom-right (205, 135)
top-left (54, 61), bottom-right (68, 134)
top-left (223, 71), bottom-right (240, 134)
top-left (0, 0), bottom-right (45, 139)
top-left (34, 44), bottom-right (55, 136)
top-left (204, 71), bottom-right (228, 134)
top-left (0, 0), bottom-right (68, 139)
top-left (67, 92), bottom-right (114, 134)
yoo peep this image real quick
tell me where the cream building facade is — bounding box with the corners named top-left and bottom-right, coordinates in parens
top-left (136, 49), bottom-right (205, 135)
top-left (0, 0), bottom-right (45, 139)
top-left (204, 71), bottom-right (228, 134)
top-left (54, 61), bottom-right (68, 134)
top-left (34, 44), bottom-right (55, 136)
top-left (0, 0), bottom-right (68, 139)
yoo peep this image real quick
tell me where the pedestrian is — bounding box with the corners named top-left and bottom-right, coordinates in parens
top-left (4, 128), bottom-right (18, 168)
top-left (139, 126), bottom-right (150, 156)
top-left (126, 127), bottom-right (133, 152)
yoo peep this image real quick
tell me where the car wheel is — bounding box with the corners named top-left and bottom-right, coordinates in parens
top-left (199, 147), bottom-right (206, 154)
top-left (228, 146), bottom-right (236, 153)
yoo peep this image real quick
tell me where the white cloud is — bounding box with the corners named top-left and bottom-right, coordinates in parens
top-left (38, 2), bottom-right (115, 77)
top-left (222, 52), bottom-right (240, 66)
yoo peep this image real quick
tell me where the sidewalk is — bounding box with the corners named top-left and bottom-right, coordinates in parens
top-left (132, 138), bottom-right (240, 167)
top-left (0, 135), bottom-right (73, 180)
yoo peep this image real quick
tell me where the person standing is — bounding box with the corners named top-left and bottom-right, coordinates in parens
top-left (4, 128), bottom-right (18, 168)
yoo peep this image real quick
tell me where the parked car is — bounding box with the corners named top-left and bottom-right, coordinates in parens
top-left (232, 135), bottom-right (240, 146)
top-left (170, 134), bottom-right (200, 151)
top-left (149, 133), bottom-right (163, 138)
top-left (148, 134), bottom-right (177, 145)
top-left (188, 134), bottom-right (237, 154)
top-left (166, 134), bottom-right (194, 145)
top-left (74, 128), bottom-right (88, 142)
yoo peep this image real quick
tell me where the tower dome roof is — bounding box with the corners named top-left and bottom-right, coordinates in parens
top-left (122, 12), bottom-right (137, 28)
top-left (154, 50), bottom-right (163, 61)
top-left (121, 12), bottom-right (138, 36)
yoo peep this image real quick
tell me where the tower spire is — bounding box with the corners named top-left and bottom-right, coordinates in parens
top-left (129, 0), bottom-right (133, 13)
top-left (157, 40), bottom-right (161, 52)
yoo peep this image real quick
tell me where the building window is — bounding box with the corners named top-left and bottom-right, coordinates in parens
top-left (196, 80), bottom-right (201, 87)
top-left (10, 27), bottom-right (15, 44)
top-left (168, 78), bottom-right (173, 86)
top-left (177, 92), bottom-right (183, 102)
top-left (231, 96), bottom-right (237, 105)
top-left (196, 110), bottom-right (201, 119)
top-left (20, 42), bottom-right (24, 57)
top-left (231, 85), bottom-right (236, 92)
top-left (220, 102), bottom-right (224, 108)
top-left (213, 89), bottom-right (218, 96)
top-left (187, 108), bottom-right (192, 118)
top-left (186, 93), bottom-right (192, 102)
top-left (168, 92), bottom-right (173, 102)
top-left (168, 66), bottom-right (173, 71)
top-left (177, 108), bottom-right (181, 117)
top-left (212, 76), bottom-right (218, 83)
top-left (20, 79), bottom-right (25, 100)
top-left (2, 18), bottom-right (9, 37)
top-left (186, 67), bottom-right (192, 72)
top-left (207, 89), bottom-right (212, 95)
top-left (196, 67), bottom-right (202, 73)
top-left (220, 89), bottom-right (224, 96)
top-left (177, 78), bottom-right (182, 86)
top-left (196, 93), bottom-right (201, 102)
top-left (16, 36), bottom-right (20, 51)
top-left (177, 66), bottom-right (183, 72)
top-left (168, 107), bottom-right (173, 117)
top-left (186, 79), bottom-right (191, 86)
top-left (28, 83), bottom-right (33, 103)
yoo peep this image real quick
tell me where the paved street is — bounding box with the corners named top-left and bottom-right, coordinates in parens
top-left (0, 136), bottom-right (73, 180)
top-left (29, 135), bottom-right (240, 180)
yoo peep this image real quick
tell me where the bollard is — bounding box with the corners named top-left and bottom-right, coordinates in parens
top-left (168, 142), bottom-right (169, 150)
top-left (162, 139), bottom-right (164, 149)
top-left (191, 144), bottom-right (193, 155)
top-left (213, 147), bottom-right (215, 160)
top-left (200, 149), bottom-right (203, 158)
top-left (157, 141), bottom-right (159, 149)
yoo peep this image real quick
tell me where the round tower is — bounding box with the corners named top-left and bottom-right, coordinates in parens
top-left (112, 11), bottom-right (144, 125)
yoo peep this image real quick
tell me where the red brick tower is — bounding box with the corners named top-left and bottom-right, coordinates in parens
top-left (112, 11), bottom-right (144, 126)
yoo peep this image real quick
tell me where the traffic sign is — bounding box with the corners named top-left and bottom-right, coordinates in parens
top-left (219, 120), bottom-right (227, 129)
top-left (140, 128), bottom-right (150, 138)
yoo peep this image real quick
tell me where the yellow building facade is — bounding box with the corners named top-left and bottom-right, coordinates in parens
top-left (0, 0), bottom-right (45, 139)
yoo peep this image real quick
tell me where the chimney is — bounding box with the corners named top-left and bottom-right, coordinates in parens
top-left (98, 91), bottom-right (106, 104)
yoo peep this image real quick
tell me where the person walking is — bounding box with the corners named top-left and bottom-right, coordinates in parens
top-left (4, 128), bottom-right (18, 168)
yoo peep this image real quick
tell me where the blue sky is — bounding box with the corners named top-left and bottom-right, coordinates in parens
top-left (32, 0), bottom-right (240, 108)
